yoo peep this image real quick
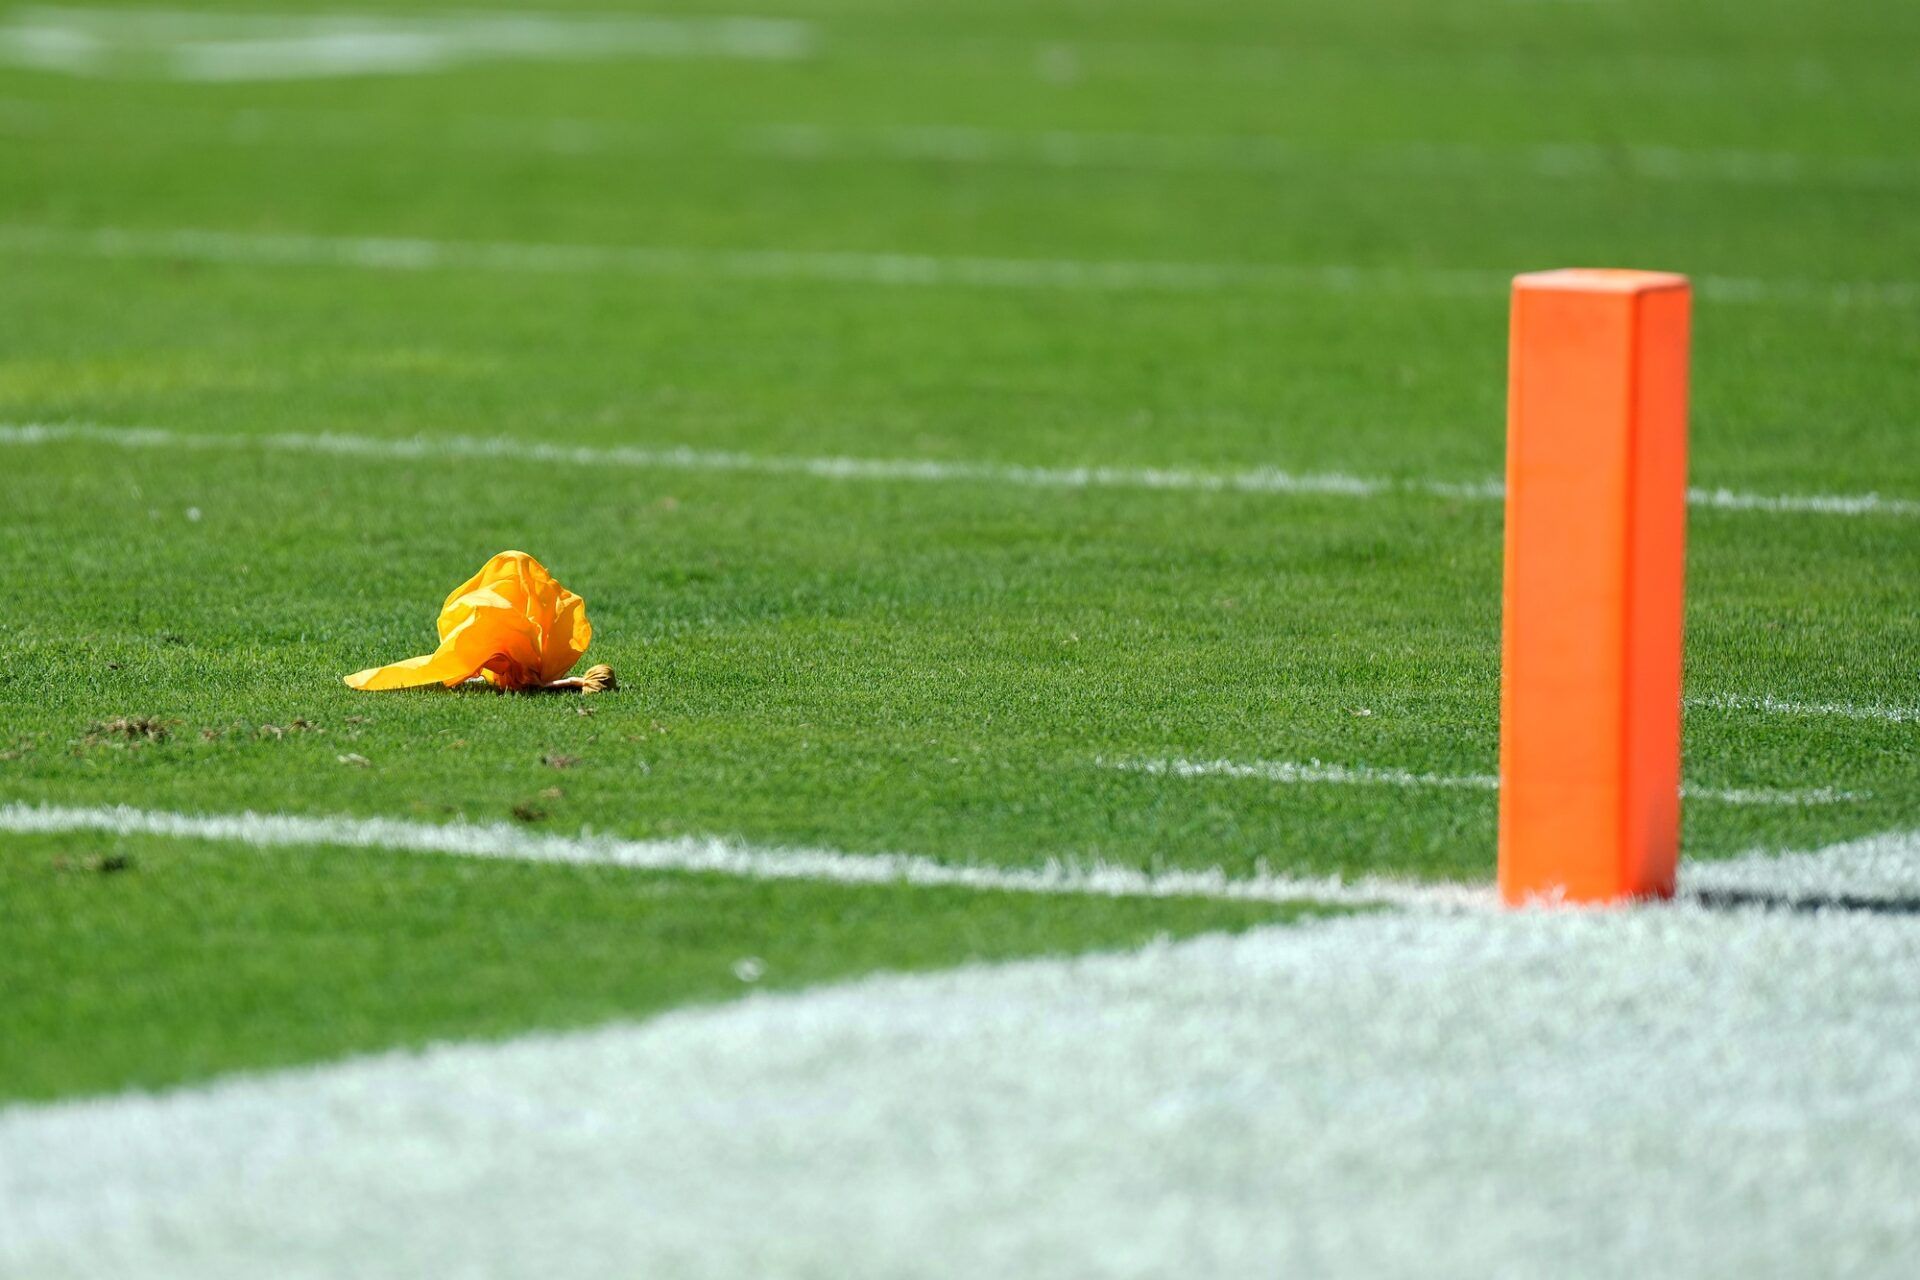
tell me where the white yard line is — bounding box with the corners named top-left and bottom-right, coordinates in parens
top-left (749, 123), bottom-right (1920, 189)
top-left (1, 797), bottom-right (1904, 915)
top-left (0, 801), bottom-right (1489, 911)
top-left (1683, 485), bottom-right (1920, 516)
top-left (0, 8), bottom-right (814, 80)
top-left (1687, 691), bottom-right (1920, 725)
top-left (0, 222), bottom-right (1513, 295)
top-left (2, 222), bottom-right (1917, 311)
top-left (1108, 756), bottom-right (1867, 807)
top-left (1117, 756), bottom-right (1504, 792)
top-left (2, 830), bottom-right (1916, 1278)
top-left (0, 7), bottom-right (1846, 95)
top-left (0, 419), bottom-right (1433, 499)
top-left (13, 99), bottom-right (1910, 190)
top-left (4, 420), bottom-right (1915, 520)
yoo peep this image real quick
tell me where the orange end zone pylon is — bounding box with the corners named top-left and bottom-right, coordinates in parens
top-left (1498, 269), bottom-right (1691, 906)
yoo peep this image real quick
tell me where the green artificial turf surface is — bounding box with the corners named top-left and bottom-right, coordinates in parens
top-left (1, 0), bottom-right (1916, 1101)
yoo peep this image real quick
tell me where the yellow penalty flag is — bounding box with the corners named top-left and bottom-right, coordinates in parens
top-left (345, 550), bottom-right (593, 692)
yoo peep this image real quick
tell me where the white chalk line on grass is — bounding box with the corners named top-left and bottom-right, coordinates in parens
top-left (0, 802), bottom-right (1490, 911)
top-left (0, 222), bottom-right (1505, 295)
top-left (0, 6), bottom-right (1833, 94)
top-left (0, 419), bottom-right (1449, 500)
top-left (750, 122), bottom-right (1920, 190)
top-left (1684, 485), bottom-right (1920, 517)
top-left (4, 421), bottom-right (1915, 521)
top-left (2, 831), bottom-right (1917, 1280)
top-left (3, 799), bottom-right (1908, 914)
top-left (1108, 756), bottom-right (1867, 807)
top-left (13, 99), bottom-right (1912, 190)
top-left (1687, 691), bottom-right (1920, 725)
top-left (0, 8), bottom-right (814, 80)
top-left (2, 222), bottom-right (1917, 311)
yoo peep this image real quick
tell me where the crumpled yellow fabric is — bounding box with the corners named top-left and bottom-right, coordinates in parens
top-left (345, 550), bottom-right (592, 692)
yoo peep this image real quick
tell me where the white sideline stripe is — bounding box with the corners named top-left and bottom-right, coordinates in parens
top-left (1687, 691), bottom-right (1920, 725)
top-left (0, 802), bottom-right (1490, 911)
top-left (4, 421), bottom-right (1915, 521)
top-left (3, 837), bottom-right (1918, 1278)
top-left (3, 222), bottom-right (1918, 312)
top-left (1109, 756), bottom-right (1867, 807)
top-left (0, 8), bottom-right (814, 80)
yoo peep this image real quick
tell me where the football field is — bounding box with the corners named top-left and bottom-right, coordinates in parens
top-left (2, 1), bottom-right (1918, 1274)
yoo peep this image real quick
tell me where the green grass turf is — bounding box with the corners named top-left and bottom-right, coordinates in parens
top-left (1, 0), bottom-right (1916, 1101)
top-left (1, 440), bottom-right (1912, 879)
top-left (0, 830), bottom-right (1321, 1102)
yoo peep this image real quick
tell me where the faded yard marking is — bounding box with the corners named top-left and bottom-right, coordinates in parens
top-left (4, 421), bottom-right (1915, 520)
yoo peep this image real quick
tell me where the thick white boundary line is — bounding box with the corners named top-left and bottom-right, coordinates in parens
top-left (0, 802), bottom-right (1492, 911)
top-left (1108, 757), bottom-right (1868, 807)
top-left (2, 223), bottom-right (1917, 311)
top-left (5, 894), bottom-right (1920, 1280)
top-left (4, 421), bottom-right (1914, 520)
top-left (1684, 826), bottom-right (1920, 903)
top-left (3, 835), bottom-right (1917, 1279)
